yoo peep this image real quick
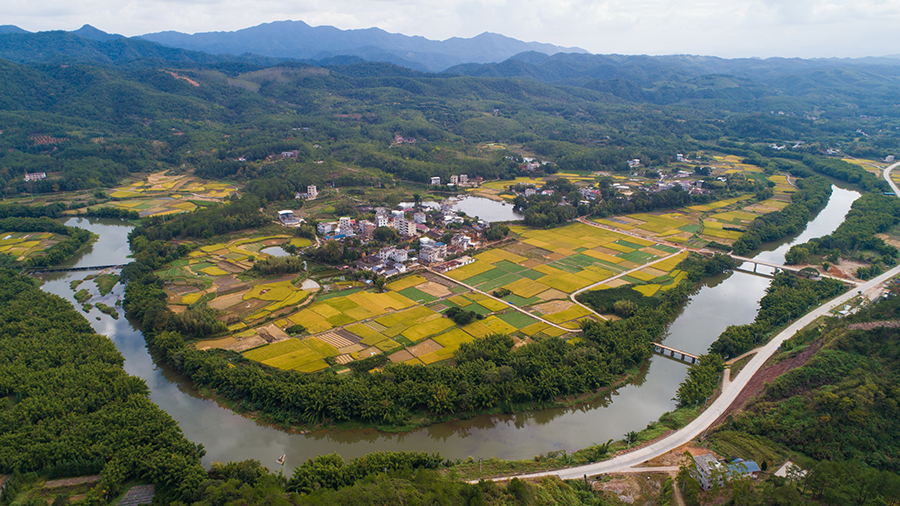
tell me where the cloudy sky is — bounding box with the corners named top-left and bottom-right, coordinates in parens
top-left (6, 0), bottom-right (900, 58)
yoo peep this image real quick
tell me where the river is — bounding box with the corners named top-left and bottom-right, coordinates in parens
top-left (38, 185), bottom-right (859, 471)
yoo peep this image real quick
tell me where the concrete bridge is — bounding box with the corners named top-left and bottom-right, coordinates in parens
top-left (727, 255), bottom-right (859, 285)
top-left (652, 343), bottom-right (699, 364)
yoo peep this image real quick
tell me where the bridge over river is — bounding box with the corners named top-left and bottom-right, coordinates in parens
top-left (30, 264), bottom-right (126, 274)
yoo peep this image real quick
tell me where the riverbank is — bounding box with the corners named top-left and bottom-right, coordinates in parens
top-left (35, 182), bottom-right (860, 470)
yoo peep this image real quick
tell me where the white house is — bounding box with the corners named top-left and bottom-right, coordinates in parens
top-left (418, 242), bottom-right (447, 263)
top-left (317, 222), bottom-right (334, 235)
top-left (389, 249), bottom-right (409, 263)
top-left (430, 176), bottom-right (441, 186)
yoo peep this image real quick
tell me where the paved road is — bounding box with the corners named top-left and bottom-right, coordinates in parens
top-left (884, 161), bottom-right (900, 195)
top-left (490, 264), bottom-right (900, 481)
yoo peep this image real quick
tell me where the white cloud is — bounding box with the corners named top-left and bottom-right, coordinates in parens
top-left (4, 0), bottom-right (900, 58)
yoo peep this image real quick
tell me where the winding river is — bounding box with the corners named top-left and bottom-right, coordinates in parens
top-left (39, 185), bottom-right (859, 471)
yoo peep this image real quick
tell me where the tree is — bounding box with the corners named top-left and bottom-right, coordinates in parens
top-left (373, 226), bottom-right (400, 243)
top-left (373, 276), bottom-right (386, 292)
top-left (613, 299), bottom-right (638, 317)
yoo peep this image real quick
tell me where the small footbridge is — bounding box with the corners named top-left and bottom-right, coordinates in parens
top-left (727, 255), bottom-right (858, 285)
top-left (652, 343), bottom-right (699, 365)
top-left (29, 264), bottom-right (126, 274)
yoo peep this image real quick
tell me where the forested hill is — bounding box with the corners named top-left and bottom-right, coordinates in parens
top-left (0, 30), bottom-right (285, 67)
top-left (446, 52), bottom-right (900, 109)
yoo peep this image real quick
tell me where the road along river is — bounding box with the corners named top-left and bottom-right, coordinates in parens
top-left (39, 185), bottom-right (859, 472)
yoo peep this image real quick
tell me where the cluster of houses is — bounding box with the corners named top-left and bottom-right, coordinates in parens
top-left (294, 201), bottom-right (485, 277)
top-left (354, 232), bottom-right (480, 278)
top-left (430, 174), bottom-right (476, 187)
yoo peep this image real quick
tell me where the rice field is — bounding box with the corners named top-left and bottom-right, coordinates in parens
top-left (244, 337), bottom-right (339, 373)
top-left (0, 231), bottom-right (63, 260)
top-left (447, 223), bottom-right (674, 308)
top-left (100, 171), bottom-right (238, 217)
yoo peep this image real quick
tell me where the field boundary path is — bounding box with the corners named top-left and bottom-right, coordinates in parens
top-left (569, 249), bottom-right (687, 320)
top-left (426, 267), bottom-right (578, 332)
top-left (485, 264), bottom-right (900, 482)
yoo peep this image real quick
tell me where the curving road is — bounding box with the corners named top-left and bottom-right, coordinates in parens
top-left (489, 264), bottom-right (900, 481)
top-left (884, 161), bottom-right (900, 195)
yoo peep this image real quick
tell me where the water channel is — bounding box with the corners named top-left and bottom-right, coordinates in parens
top-left (38, 185), bottom-right (860, 471)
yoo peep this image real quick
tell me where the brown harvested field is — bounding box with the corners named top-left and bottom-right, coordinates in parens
top-left (196, 336), bottom-right (238, 350)
top-left (521, 259), bottom-right (544, 269)
top-left (262, 238), bottom-right (283, 246)
top-left (545, 252), bottom-right (565, 261)
top-left (258, 324), bottom-right (289, 343)
top-left (208, 291), bottom-right (248, 310)
top-left (229, 298), bottom-right (269, 317)
top-left (338, 343), bottom-right (365, 354)
top-left (228, 335), bottom-right (269, 352)
top-left (640, 266), bottom-right (668, 277)
top-left (618, 260), bottom-right (640, 269)
top-left (43, 476), bottom-right (101, 489)
top-left (418, 281), bottom-right (452, 297)
top-left (423, 272), bottom-right (456, 287)
top-left (605, 278), bottom-right (631, 288)
top-left (168, 284), bottom-right (198, 295)
top-left (170, 305), bottom-right (186, 314)
top-left (358, 347), bottom-right (381, 359)
top-left (216, 261), bottom-right (245, 273)
top-left (642, 248), bottom-right (670, 258)
top-left (389, 349), bottom-right (415, 363)
top-left (533, 300), bottom-right (573, 314)
top-left (593, 246), bottom-right (623, 256)
top-left (408, 339), bottom-right (442, 357)
top-left (536, 288), bottom-right (568, 301)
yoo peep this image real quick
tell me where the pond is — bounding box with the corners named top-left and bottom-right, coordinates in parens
top-left (261, 246), bottom-right (290, 257)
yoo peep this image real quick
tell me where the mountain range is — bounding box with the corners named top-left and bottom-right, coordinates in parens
top-left (1, 21), bottom-right (899, 111)
top-left (0, 21), bottom-right (585, 72)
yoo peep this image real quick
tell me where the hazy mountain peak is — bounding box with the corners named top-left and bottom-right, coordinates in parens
top-left (72, 24), bottom-right (122, 41)
top-left (138, 20), bottom-right (587, 72)
top-left (0, 25), bottom-right (29, 34)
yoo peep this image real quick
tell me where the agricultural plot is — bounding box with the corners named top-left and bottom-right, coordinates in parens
top-left (103, 171), bottom-right (237, 217)
top-left (244, 337), bottom-right (339, 373)
top-left (767, 175), bottom-right (794, 196)
top-left (592, 251), bottom-right (689, 296)
top-left (449, 222), bottom-right (673, 302)
top-left (842, 158), bottom-right (885, 177)
top-left (0, 231), bottom-right (62, 260)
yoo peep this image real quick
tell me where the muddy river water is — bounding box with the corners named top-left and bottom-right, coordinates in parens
top-left (39, 185), bottom-right (859, 471)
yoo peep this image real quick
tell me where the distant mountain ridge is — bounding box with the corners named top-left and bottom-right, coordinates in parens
top-left (137, 20), bottom-right (587, 72)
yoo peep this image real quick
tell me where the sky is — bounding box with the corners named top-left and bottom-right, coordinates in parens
top-left (5, 0), bottom-right (900, 58)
